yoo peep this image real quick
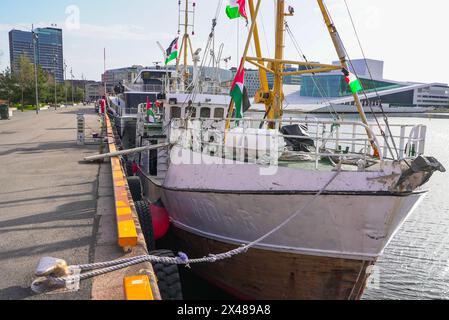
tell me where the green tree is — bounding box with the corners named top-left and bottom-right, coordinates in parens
top-left (17, 54), bottom-right (35, 110)
top-left (0, 68), bottom-right (19, 106)
top-left (74, 87), bottom-right (84, 102)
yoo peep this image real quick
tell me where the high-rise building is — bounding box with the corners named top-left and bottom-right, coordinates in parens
top-left (9, 27), bottom-right (64, 83)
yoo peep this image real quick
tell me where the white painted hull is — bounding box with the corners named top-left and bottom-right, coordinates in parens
top-left (162, 189), bottom-right (425, 261)
top-left (158, 146), bottom-right (427, 261)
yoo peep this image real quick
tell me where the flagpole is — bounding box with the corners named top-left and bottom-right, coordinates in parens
top-left (316, 0), bottom-right (379, 157)
top-left (32, 24), bottom-right (40, 115)
top-left (103, 48), bottom-right (107, 98)
top-left (225, 0), bottom-right (262, 136)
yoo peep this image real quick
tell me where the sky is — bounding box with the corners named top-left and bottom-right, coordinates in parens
top-left (1, 0), bottom-right (449, 84)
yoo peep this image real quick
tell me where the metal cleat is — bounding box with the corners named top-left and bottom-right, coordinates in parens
top-left (35, 257), bottom-right (70, 278)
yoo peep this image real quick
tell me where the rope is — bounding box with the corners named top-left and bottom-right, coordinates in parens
top-left (341, 0), bottom-right (400, 160)
top-left (284, 22), bottom-right (341, 120)
top-left (42, 168), bottom-right (342, 288)
top-left (181, 0), bottom-right (224, 117)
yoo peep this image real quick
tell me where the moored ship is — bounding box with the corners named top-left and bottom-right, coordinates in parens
top-left (118, 0), bottom-right (445, 300)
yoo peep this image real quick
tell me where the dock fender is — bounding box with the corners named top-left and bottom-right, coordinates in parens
top-left (150, 200), bottom-right (171, 241)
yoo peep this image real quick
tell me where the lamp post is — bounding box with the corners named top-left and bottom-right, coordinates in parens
top-left (82, 73), bottom-right (86, 104)
top-left (71, 68), bottom-right (75, 106)
top-left (64, 60), bottom-right (68, 105)
top-left (32, 25), bottom-right (39, 114)
top-left (54, 52), bottom-right (58, 110)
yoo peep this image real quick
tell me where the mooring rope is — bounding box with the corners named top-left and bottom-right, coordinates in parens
top-left (33, 168), bottom-right (342, 291)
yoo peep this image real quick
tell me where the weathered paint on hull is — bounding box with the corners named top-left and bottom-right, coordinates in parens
top-left (162, 189), bottom-right (425, 261)
top-left (172, 227), bottom-right (374, 300)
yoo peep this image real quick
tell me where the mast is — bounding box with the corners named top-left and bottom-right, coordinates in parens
top-left (317, 0), bottom-right (379, 157)
top-left (225, 0), bottom-right (263, 134)
top-left (247, 0), bottom-right (269, 107)
top-left (183, 0), bottom-right (189, 82)
top-left (227, 1), bottom-right (352, 132)
top-left (272, 0), bottom-right (287, 128)
top-left (176, 0), bottom-right (196, 88)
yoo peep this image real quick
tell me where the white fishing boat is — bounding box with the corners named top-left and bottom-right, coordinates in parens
top-left (131, 0), bottom-right (445, 299)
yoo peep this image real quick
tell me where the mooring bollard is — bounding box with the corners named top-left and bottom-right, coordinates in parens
top-left (77, 113), bottom-right (85, 145)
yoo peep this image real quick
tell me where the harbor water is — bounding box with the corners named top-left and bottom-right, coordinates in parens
top-left (363, 116), bottom-right (449, 300)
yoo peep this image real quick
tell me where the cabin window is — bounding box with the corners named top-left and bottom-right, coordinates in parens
top-left (200, 107), bottom-right (211, 118)
top-left (170, 106), bottom-right (181, 119)
top-left (186, 107), bottom-right (197, 118)
top-left (214, 108), bottom-right (224, 119)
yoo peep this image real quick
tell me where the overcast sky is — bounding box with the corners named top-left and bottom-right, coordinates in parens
top-left (1, 0), bottom-right (449, 84)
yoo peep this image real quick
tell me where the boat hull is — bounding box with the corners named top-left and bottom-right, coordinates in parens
top-left (161, 189), bottom-right (425, 261)
top-left (148, 147), bottom-right (428, 299)
top-left (171, 227), bottom-right (374, 300)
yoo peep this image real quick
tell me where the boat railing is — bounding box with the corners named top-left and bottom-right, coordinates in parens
top-left (368, 124), bottom-right (427, 160)
top-left (123, 84), bottom-right (164, 93)
top-left (259, 118), bottom-right (426, 161)
top-left (117, 108), bottom-right (139, 117)
top-left (168, 117), bottom-right (426, 169)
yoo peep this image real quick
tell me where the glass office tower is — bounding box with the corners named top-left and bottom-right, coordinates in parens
top-left (9, 27), bottom-right (64, 83)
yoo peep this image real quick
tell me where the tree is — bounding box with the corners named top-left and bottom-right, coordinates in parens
top-left (0, 68), bottom-right (19, 106)
top-left (38, 66), bottom-right (52, 104)
top-left (74, 87), bottom-right (84, 102)
top-left (2, 59), bottom-right (86, 109)
top-left (17, 54), bottom-right (35, 109)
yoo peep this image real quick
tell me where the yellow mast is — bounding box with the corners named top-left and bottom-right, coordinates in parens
top-left (229, 1), bottom-right (341, 127)
top-left (228, 0), bottom-right (377, 155)
top-left (247, 0), bottom-right (270, 113)
top-left (225, 0), bottom-right (263, 133)
top-left (317, 0), bottom-right (379, 157)
top-left (271, 0), bottom-right (290, 128)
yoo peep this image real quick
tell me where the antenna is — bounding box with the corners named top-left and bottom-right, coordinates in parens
top-left (156, 41), bottom-right (167, 61)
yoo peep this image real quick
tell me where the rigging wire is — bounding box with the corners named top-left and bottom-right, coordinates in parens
top-left (259, 8), bottom-right (271, 57)
top-left (324, 3), bottom-right (397, 160)
top-left (180, 0), bottom-right (225, 115)
top-left (284, 21), bottom-right (341, 120)
top-left (342, 0), bottom-right (400, 160)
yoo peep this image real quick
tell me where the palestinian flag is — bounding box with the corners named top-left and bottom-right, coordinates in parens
top-left (226, 0), bottom-right (248, 20)
top-left (343, 69), bottom-right (363, 93)
top-left (165, 37), bottom-right (179, 65)
top-left (230, 64), bottom-right (250, 119)
top-left (146, 97), bottom-right (155, 123)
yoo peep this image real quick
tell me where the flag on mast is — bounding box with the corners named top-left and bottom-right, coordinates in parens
top-left (165, 37), bottom-right (179, 65)
top-left (226, 0), bottom-right (248, 20)
top-left (146, 97), bottom-right (155, 123)
top-left (230, 62), bottom-right (247, 119)
top-left (343, 69), bottom-right (363, 93)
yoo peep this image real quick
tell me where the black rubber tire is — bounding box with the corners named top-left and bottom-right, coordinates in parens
top-left (150, 249), bottom-right (183, 300)
top-left (134, 201), bottom-right (156, 251)
top-left (127, 176), bottom-right (142, 201)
